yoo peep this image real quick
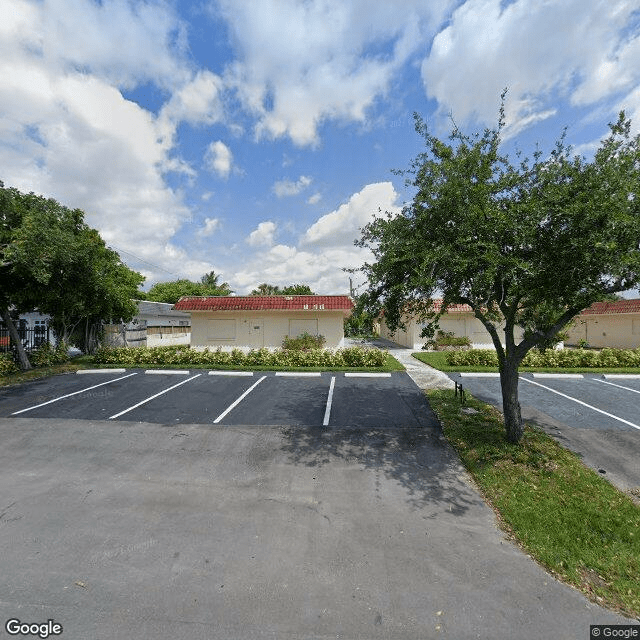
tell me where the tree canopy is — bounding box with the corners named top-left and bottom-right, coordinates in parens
top-left (357, 106), bottom-right (640, 443)
top-left (145, 272), bottom-right (232, 304)
top-left (0, 183), bottom-right (144, 367)
top-left (249, 283), bottom-right (316, 296)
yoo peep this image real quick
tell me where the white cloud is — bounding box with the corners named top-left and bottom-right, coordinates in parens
top-left (205, 141), bottom-right (233, 178)
top-left (421, 0), bottom-right (640, 137)
top-left (232, 182), bottom-right (400, 294)
top-left (0, 0), bottom-right (190, 91)
top-left (246, 221), bottom-right (277, 247)
top-left (218, 0), bottom-right (454, 145)
top-left (272, 175), bottom-right (312, 197)
top-left (0, 0), bottom-right (219, 286)
top-left (198, 217), bottom-right (222, 237)
top-left (303, 182), bottom-right (400, 247)
top-left (307, 192), bottom-right (322, 205)
top-left (157, 70), bottom-right (225, 154)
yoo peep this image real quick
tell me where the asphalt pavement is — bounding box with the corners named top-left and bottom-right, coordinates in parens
top-left (0, 363), bottom-right (635, 638)
top-left (451, 372), bottom-right (640, 495)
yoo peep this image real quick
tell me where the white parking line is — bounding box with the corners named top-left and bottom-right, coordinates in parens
top-left (145, 369), bottom-right (191, 375)
top-left (213, 376), bottom-right (267, 424)
top-left (77, 369), bottom-right (126, 374)
top-left (208, 371), bottom-right (254, 376)
top-left (108, 374), bottom-right (201, 420)
top-left (344, 373), bottom-right (392, 378)
top-left (459, 372), bottom-right (500, 377)
top-left (323, 376), bottom-right (336, 426)
top-left (12, 372), bottom-right (139, 415)
top-left (603, 374), bottom-right (640, 379)
top-left (532, 373), bottom-right (584, 379)
top-left (520, 377), bottom-right (640, 430)
top-left (597, 379), bottom-right (640, 396)
top-left (275, 372), bottom-right (322, 377)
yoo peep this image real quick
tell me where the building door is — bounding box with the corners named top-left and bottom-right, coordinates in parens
top-left (249, 318), bottom-right (264, 347)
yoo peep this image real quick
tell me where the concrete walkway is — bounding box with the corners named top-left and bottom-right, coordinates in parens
top-left (348, 336), bottom-right (455, 390)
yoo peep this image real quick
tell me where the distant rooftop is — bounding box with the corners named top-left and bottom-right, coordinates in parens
top-left (174, 295), bottom-right (354, 314)
top-left (580, 299), bottom-right (640, 315)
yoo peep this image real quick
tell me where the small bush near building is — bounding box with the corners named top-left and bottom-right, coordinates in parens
top-left (426, 330), bottom-right (472, 351)
top-left (282, 332), bottom-right (326, 350)
top-left (0, 352), bottom-right (18, 376)
top-left (28, 341), bottom-right (70, 368)
top-left (445, 347), bottom-right (640, 369)
top-left (92, 344), bottom-right (388, 368)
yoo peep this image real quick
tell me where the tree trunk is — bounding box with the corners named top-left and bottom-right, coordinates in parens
top-left (500, 359), bottom-right (524, 443)
top-left (0, 307), bottom-right (32, 370)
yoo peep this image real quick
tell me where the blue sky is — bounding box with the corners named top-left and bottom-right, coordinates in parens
top-left (2, 0), bottom-right (640, 295)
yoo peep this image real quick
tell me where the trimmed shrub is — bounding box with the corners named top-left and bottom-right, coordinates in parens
top-left (446, 347), bottom-right (640, 369)
top-left (428, 331), bottom-right (472, 351)
top-left (91, 344), bottom-right (388, 369)
top-left (29, 341), bottom-right (69, 367)
top-left (282, 333), bottom-right (326, 350)
top-left (445, 349), bottom-right (499, 367)
top-left (0, 352), bottom-right (18, 376)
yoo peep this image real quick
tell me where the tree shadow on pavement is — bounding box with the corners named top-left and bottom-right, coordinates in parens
top-left (279, 424), bottom-right (481, 516)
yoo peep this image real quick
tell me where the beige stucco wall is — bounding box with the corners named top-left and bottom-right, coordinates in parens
top-left (380, 313), bottom-right (525, 349)
top-left (566, 315), bottom-right (640, 349)
top-left (189, 310), bottom-right (346, 349)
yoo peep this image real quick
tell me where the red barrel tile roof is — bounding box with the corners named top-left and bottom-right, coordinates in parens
top-left (174, 295), bottom-right (354, 313)
top-left (580, 299), bottom-right (640, 315)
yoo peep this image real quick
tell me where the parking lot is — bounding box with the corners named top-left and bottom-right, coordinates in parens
top-left (449, 372), bottom-right (640, 491)
top-left (0, 369), bottom-right (437, 429)
top-left (0, 367), bottom-right (631, 638)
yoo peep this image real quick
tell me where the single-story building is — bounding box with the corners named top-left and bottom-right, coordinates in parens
top-left (379, 299), bottom-right (525, 349)
top-left (565, 299), bottom-right (640, 349)
top-left (173, 295), bottom-right (354, 350)
top-left (134, 300), bottom-right (191, 346)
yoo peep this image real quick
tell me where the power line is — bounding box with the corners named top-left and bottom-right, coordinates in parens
top-left (108, 244), bottom-right (176, 275)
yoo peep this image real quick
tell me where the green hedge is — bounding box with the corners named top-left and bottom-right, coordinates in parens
top-left (28, 341), bottom-right (70, 367)
top-left (0, 352), bottom-right (18, 376)
top-left (446, 347), bottom-right (640, 368)
top-left (92, 344), bottom-right (388, 368)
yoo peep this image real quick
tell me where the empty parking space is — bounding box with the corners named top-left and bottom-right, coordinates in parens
top-left (451, 373), bottom-right (640, 432)
top-left (0, 370), bottom-right (437, 429)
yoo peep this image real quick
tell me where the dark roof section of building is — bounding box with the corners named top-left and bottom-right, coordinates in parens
top-left (580, 299), bottom-right (640, 315)
top-left (135, 300), bottom-right (191, 318)
top-left (174, 295), bottom-right (354, 314)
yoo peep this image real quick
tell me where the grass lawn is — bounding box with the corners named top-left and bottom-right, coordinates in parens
top-left (0, 358), bottom-right (93, 387)
top-left (413, 351), bottom-right (640, 374)
top-left (428, 389), bottom-right (640, 618)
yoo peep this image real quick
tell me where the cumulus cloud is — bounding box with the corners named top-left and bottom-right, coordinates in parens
top-left (205, 141), bottom-right (233, 178)
top-left (218, 0), bottom-right (453, 145)
top-left (246, 221), bottom-right (277, 246)
top-left (0, 0), bottom-right (217, 284)
top-left (421, 0), bottom-right (640, 137)
top-left (272, 175), bottom-right (312, 197)
top-left (232, 182), bottom-right (400, 294)
top-left (303, 182), bottom-right (400, 247)
top-left (158, 70), bottom-right (225, 150)
top-left (197, 217), bottom-right (222, 237)
top-left (0, 0), bottom-right (189, 91)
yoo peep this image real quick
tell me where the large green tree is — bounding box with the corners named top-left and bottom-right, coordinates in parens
top-left (0, 183), bottom-right (144, 367)
top-left (357, 107), bottom-right (640, 443)
top-left (146, 273), bottom-right (232, 304)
